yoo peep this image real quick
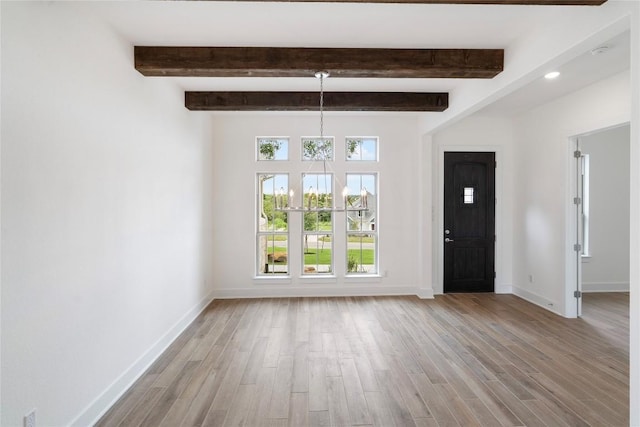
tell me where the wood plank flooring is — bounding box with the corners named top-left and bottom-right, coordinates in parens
top-left (96, 293), bottom-right (629, 427)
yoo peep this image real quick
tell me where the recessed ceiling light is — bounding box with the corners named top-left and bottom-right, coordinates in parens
top-left (544, 71), bottom-right (560, 80)
top-left (591, 45), bottom-right (610, 55)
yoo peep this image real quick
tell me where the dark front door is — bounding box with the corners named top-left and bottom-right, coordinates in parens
top-left (444, 152), bottom-right (495, 293)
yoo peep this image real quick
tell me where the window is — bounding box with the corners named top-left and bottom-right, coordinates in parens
top-left (302, 173), bottom-right (333, 274)
top-left (346, 174), bottom-right (377, 274)
top-left (257, 138), bottom-right (290, 275)
top-left (255, 136), bottom-right (380, 277)
top-left (463, 187), bottom-right (475, 204)
top-left (302, 137), bottom-right (333, 161)
top-left (346, 137), bottom-right (377, 161)
top-left (257, 173), bottom-right (289, 275)
top-left (581, 154), bottom-right (590, 256)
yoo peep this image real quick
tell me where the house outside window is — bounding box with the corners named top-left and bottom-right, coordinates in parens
top-left (346, 174), bottom-right (377, 274)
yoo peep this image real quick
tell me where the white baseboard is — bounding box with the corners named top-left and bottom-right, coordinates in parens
top-left (495, 284), bottom-right (513, 294)
top-left (582, 282), bottom-right (630, 292)
top-left (511, 285), bottom-right (563, 316)
top-left (213, 285), bottom-right (419, 299)
top-left (416, 287), bottom-right (435, 299)
top-left (70, 291), bottom-right (216, 427)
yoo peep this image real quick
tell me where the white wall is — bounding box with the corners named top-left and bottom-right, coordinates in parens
top-left (210, 113), bottom-right (425, 298)
top-left (629, 5), bottom-right (640, 423)
top-left (0, 2), bottom-right (3, 423)
top-left (420, 0), bottom-right (635, 135)
top-left (581, 124), bottom-right (630, 292)
top-left (512, 70), bottom-right (630, 316)
top-left (431, 115), bottom-right (515, 295)
top-left (1, 3), bottom-right (214, 426)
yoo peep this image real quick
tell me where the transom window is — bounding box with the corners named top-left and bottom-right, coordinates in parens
top-left (302, 137), bottom-right (333, 161)
top-left (346, 137), bottom-right (377, 161)
top-left (257, 137), bottom-right (288, 161)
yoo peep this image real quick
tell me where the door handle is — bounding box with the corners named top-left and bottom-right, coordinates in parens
top-left (445, 237), bottom-right (454, 243)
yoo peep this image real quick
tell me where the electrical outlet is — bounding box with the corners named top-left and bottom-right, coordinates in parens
top-left (24, 409), bottom-right (36, 427)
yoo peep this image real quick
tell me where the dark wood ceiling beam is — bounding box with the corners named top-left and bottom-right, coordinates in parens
top-left (185, 91), bottom-right (449, 111)
top-left (135, 47), bottom-right (503, 79)
top-left (192, 0), bottom-right (606, 4)
top-left (422, 0), bottom-right (607, 3)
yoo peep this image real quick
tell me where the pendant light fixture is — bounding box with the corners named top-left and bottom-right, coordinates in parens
top-left (274, 71), bottom-right (368, 213)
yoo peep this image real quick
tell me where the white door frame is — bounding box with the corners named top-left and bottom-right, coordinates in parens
top-left (565, 136), bottom-right (582, 318)
top-left (565, 122), bottom-right (631, 318)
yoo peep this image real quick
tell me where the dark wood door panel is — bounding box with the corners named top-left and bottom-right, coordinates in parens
top-left (444, 152), bottom-right (495, 293)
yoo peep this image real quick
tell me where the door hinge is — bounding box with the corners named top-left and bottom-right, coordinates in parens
top-left (574, 150), bottom-right (582, 158)
top-left (574, 243), bottom-right (582, 252)
top-left (574, 290), bottom-right (582, 298)
top-left (573, 197), bottom-right (582, 205)
top-left (494, 271), bottom-right (497, 278)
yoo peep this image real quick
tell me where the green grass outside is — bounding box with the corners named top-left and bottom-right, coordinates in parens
top-left (266, 235), bottom-right (288, 242)
top-left (304, 249), bottom-right (374, 265)
top-left (319, 236), bottom-right (375, 243)
top-left (347, 249), bottom-right (374, 264)
top-left (268, 247), bottom-right (374, 266)
top-left (304, 249), bottom-right (332, 265)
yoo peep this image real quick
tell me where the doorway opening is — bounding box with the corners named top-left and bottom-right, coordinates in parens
top-left (570, 123), bottom-right (630, 317)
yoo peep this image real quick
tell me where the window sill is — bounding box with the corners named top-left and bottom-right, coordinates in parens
top-left (252, 274), bottom-right (384, 282)
top-left (253, 275), bottom-right (293, 283)
top-left (300, 274), bottom-right (338, 280)
top-left (346, 274), bottom-right (383, 279)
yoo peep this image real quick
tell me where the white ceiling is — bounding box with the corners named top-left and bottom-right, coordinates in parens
top-left (480, 30), bottom-right (630, 116)
top-left (94, 0), bottom-right (631, 124)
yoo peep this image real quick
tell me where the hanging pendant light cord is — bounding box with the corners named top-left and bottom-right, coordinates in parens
top-left (319, 72), bottom-right (329, 203)
top-left (319, 72), bottom-right (324, 141)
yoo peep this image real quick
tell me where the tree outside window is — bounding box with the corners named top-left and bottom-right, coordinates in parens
top-left (302, 137), bottom-right (333, 161)
top-left (346, 137), bottom-right (377, 161)
top-left (258, 137), bottom-right (288, 161)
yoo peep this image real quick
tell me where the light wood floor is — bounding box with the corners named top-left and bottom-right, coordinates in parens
top-left (96, 293), bottom-right (629, 427)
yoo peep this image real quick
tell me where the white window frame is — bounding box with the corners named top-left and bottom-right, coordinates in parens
top-left (254, 135), bottom-right (381, 278)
